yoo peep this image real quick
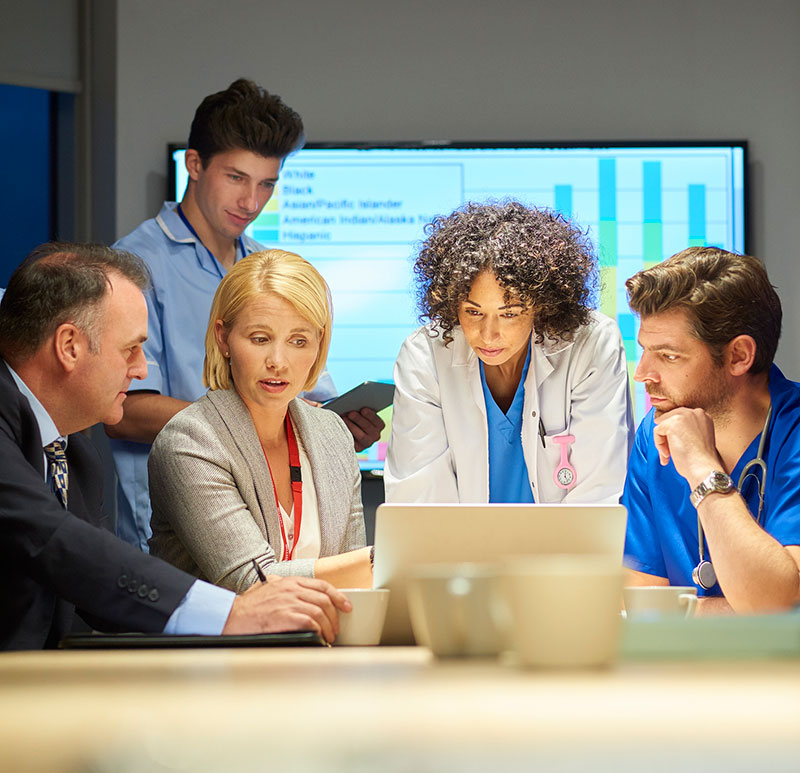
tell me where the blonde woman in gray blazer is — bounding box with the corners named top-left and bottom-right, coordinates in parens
top-left (148, 250), bottom-right (370, 592)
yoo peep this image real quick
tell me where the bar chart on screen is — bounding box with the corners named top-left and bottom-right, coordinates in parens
top-left (172, 142), bottom-right (745, 459)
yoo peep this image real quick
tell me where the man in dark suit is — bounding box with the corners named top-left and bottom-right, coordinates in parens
top-left (0, 242), bottom-right (350, 650)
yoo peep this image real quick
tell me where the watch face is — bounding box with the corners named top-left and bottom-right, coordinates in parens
top-left (710, 471), bottom-right (734, 492)
top-left (711, 472), bottom-right (730, 490)
top-left (557, 467), bottom-right (574, 486)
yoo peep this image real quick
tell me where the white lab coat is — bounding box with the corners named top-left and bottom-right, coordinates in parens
top-left (384, 310), bottom-right (634, 504)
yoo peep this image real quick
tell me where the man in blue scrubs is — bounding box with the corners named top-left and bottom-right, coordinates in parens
top-left (623, 247), bottom-right (800, 614)
top-left (106, 80), bottom-right (383, 550)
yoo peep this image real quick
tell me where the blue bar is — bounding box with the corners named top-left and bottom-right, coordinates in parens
top-left (617, 312), bottom-right (637, 341)
top-left (554, 185), bottom-right (572, 217)
top-left (599, 159), bottom-right (616, 220)
top-left (688, 185), bottom-right (706, 241)
top-left (253, 228), bottom-right (280, 243)
top-left (643, 162), bottom-right (661, 223)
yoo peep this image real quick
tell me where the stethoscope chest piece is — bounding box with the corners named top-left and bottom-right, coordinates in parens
top-left (692, 559), bottom-right (717, 591)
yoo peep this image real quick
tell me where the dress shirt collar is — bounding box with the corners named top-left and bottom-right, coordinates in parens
top-left (5, 361), bottom-right (66, 449)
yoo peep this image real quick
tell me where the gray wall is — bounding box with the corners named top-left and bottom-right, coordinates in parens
top-left (102, 0), bottom-right (800, 375)
top-left (4, 0), bottom-right (795, 374)
top-left (0, 0), bottom-right (80, 92)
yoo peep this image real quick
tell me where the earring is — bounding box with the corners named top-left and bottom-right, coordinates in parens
top-left (224, 351), bottom-right (230, 357)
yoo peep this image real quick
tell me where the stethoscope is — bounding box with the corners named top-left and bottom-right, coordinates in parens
top-left (692, 404), bottom-right (772, 590)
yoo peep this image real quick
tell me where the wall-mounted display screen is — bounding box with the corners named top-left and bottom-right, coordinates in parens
top-left (170, 141), bottom-right (747, 470)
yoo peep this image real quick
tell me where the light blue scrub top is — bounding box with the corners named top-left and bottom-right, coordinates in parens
top-left (480, 343), bottom-right (535, 503)
top-left (111, 202), bottom-right (337, 551)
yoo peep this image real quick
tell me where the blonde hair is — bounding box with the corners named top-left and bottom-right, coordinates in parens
top-left (203, 250), bottom-right (332, 391)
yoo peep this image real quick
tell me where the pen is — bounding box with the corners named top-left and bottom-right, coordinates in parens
top-left (252, 559), bottom-right (268, 583)
top-left (538, 418), bottom-right (547, 448)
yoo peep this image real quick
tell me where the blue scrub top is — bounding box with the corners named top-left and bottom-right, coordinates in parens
top-left (623, 365), bottom-right (800, 595)
top-left (480, 343), bottom-right (535, 504)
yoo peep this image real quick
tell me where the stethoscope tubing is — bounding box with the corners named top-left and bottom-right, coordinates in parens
top-left (695, 403), bottom-right (772, 589)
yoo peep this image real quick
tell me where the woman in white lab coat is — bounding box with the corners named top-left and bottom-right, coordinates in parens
top-left (385, 201), bottom-right (634, 505)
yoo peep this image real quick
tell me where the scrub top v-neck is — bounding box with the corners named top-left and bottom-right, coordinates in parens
top-left (480, 343), bottom-right (535, 503)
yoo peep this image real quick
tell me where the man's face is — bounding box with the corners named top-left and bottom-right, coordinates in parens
top-left (634, 308), bottom-right (731, 418)
top-left (77, 275), bottom-right (148, 427)
top-left (186, 148), bottom-right (281, 242)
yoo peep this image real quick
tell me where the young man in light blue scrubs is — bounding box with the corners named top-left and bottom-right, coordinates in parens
top-left (622, 247), bottom-right (800, 614)
top-left (107, 80), bottom-right (383, 551)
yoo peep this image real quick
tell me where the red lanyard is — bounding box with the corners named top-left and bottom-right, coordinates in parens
top-left (262, 414), bottom-right (303, 561)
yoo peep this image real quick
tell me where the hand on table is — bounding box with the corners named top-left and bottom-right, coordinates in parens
top-left (222, 576), bottom-right (352, 643)
top-left (342, 407), bottom-right (385, 452)
top-left (653, 406), bottom-right (723, 487)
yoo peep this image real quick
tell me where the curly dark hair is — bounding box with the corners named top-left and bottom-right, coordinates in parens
top-left (413, 201), bottom-right (598, 345)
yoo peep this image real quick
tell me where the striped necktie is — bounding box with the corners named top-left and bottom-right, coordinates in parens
top-left (44, 440), bottom-right (69, 509)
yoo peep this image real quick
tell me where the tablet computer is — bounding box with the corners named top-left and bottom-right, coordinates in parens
top-left (322, 381), bottom-right (395, 416)
top-left (59, 630), bottom-right (327, 649)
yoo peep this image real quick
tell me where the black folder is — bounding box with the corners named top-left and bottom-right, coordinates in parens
top-left (59, 630), bottom-right (327, 649)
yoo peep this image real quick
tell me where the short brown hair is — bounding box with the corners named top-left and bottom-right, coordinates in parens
top-left (0, 242), bottom-right (149, 362)
top-left (188, 79), bottom-right (304, 166)
top-left (625, 247), bottom-right (781, 373)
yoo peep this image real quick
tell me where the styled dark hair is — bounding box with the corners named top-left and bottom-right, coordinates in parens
top-left (414, 201), bottom-right (598, 345)
top-left (626, 246), bottom-right (782, 373)
top-left (0, 242), bottom-right (150, 362)
top-left (188, 78), bottom-right (305, 165)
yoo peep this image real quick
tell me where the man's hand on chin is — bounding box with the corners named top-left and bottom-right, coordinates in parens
top-left (221, 576), bottom-right (352, 643)
top-left (653, 406), bottom-right (722, 485)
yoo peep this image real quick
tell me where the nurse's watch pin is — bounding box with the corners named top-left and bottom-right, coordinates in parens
top-left (553, 435), bottom-right (577, 490)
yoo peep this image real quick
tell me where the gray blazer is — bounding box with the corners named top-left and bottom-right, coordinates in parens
top-left (148, 388), bottom-right (365, 592)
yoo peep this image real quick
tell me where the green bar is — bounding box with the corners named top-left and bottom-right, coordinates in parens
top-left (598, 221), bottom-right (617, 267)
top-left (643, 222), bottom-right (662, 263)
top-left (599, 266), bottom-right (616, 318)
top-left (255, 212), bottom-right (280, 227)
top-left (688, 237), bottom-right (706, 247)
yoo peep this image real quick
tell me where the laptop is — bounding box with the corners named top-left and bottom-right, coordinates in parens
top-left (372, 503), bottom-right (627, 645)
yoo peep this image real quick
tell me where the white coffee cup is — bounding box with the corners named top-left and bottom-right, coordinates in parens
top-left (407, 563), bottom-right (502, 657)
top-left (335, 588), bottom-right (390, 646)
top-left (623, 585), bottom-right (698, 620)
top-left (502, 554), bottom-right (624, 669)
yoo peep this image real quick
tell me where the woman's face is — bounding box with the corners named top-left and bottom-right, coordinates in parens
top-left (457, 270), bottom-right (534, 368)
top-left (215, 293), bottom-right (321, 416)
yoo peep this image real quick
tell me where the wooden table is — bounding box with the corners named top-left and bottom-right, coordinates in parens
top-left (0, 646), bottom-right (798, 772)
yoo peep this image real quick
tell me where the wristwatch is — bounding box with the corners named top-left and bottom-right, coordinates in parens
top-left (689, 470), bottom-right (736, 508)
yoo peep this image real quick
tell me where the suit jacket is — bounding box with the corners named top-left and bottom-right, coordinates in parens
top-left (148, 388), bottom-right (366, 592)
top-left (0, 361), bottom-right (195, 650)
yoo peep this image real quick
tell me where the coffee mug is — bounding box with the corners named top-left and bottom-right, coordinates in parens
top-left (407, 563), bottom-right (502, 657)
top-left (502, 554), bottom-right (623, 668)
top-left (623, 585), bottom-right (698, 620)
top-left (335, 588), bottom-right (390, 646)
